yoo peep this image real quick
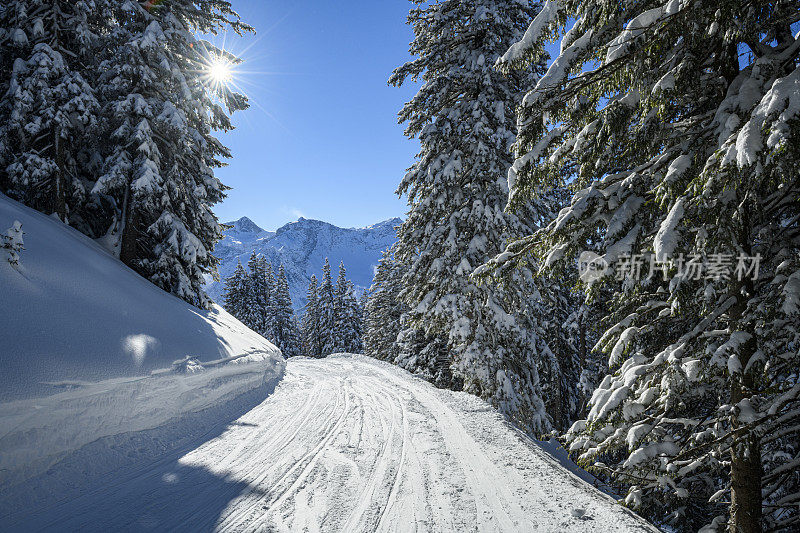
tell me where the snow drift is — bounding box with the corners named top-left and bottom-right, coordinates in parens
top-left (0, 193), bottom-right (285, 509)
top-left (0, 192), bottom-right (283, 400)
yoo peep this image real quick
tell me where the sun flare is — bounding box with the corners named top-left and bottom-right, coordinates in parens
top-left (208, 59), bottom-right (233, 84)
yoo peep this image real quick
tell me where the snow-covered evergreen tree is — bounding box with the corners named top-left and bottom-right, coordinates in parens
top-left (261, 257), bottom-right (276, 340)
top-left (88, 0), bottom-right (251, 308)
top-left (300, 259), bottom-right (363, 357)
top-left (345, 284), bottom-right (362, 353)
top-left (2, 220), bottom-right (24, 266)
top-left (318, 258), bottom-right (337, 355)
top-left (497, 1), bottom-right (800, 530)
top-left (333, 262), bottom-right (362, 354)
top-left (390, 0), bottom-right (552, 433)
top-left (239, 251), bottom-right (264, 333)
top-left (273, 264), bottom-right (302, 358)
top-left (560, 299), bottom-right (605, 422)
top-left (0, 1), bottom-right (99, 225)
top-left (301, 275), bottom-right (323, 358)
top-left (364, 246), bottom-right (405, 362)
top-left (1, 0), bottom-right (252, 308)
top-left (222, 259), bottom-right (247, 322)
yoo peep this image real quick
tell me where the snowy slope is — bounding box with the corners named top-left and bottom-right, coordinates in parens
top-left (3, 355), bottom-right (658, 532)
top-left (207, 216), bottom-right (401, 311)
top-left (0, 193), bottom-right (285, 503)
top-left (0, 193), bottom-right (283, 401)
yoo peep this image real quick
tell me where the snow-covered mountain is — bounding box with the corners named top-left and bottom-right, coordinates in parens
top-left (207, 216), bottom-right (402, 312)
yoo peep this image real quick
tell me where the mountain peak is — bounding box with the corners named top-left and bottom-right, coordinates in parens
top-left (363, 217), bottom-right (403, 231)
top-left (276, 217), bottom-right (331, 235)
top-left (207, 214), bottom-right (400, 311)
top-left (227, 216), bottom-right (264, 233)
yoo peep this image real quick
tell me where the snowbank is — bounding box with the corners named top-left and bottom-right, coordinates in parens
top-left (0, 192), bottom-right (283, 400)
top-left (0, 359), bottom-right (283, 499)
top-left (0, 193), bottom-right (285, 507)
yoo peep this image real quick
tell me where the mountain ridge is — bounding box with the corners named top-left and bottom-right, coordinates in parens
top-left (207, 215), bottom-right (402, 312)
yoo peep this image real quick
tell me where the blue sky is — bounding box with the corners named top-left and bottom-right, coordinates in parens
top-left (210, 0), bottom-right (419, 231)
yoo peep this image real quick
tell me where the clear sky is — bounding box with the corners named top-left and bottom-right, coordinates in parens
top-left (210, 0), bottom-right (420, 231)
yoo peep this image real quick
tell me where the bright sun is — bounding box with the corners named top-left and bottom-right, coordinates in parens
top-left (208, 59), bottom-right (232, 84)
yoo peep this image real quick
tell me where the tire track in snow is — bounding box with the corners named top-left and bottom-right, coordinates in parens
top-left (339, 376), bottom-right (404, 531)
top-left (177, 378), bottom-right (330, 530)
top-left (219, 379), bottom-right (351, 532)
top-left (15, 356), bottom-right (658, 533)
top-left (371, 364), bottom-right (537, 532)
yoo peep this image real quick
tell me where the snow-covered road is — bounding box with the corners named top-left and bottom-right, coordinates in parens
top-left (9, 356), bottom-right (657, 532)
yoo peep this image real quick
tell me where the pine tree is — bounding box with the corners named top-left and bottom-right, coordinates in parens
top-left (1, 0), bottom-right (252, 309)
top-left (301, 275), bottom-right (323, 358)
top-left (261, 257), bottom-right (275, 339)
top-left (273, 264), bottom-right (302, 358)
top-left (333, 262), bottom-right (359, 353)
top-left (2, 220), bottom-right (24, 266)
top-left (497, 1), bottom-right (800, 530)
top-left (239, 251), bottom-right (262, 333)
top-left (348, 287), bottom-right (364, 354)
top-left (0, 1), bottom-right (99, 225)
top-left (222, 259), bottom-right (247, 322)
top-left (390, 0), bottom-right (552, 433)
top-left (364, 246), bottom-right (405, 362)
top-left (318, 258), bottom-right (336, 356)
top-left (104, 1), bottom-right (249, 308)
top-left (93, 0), bottom-right (249, 308)
top-left (333, 262), bottom-right (346, 352)
top-left (560, 299), bottom-right (605, 423)
top-left (342, 280), bottom-right (363, 353)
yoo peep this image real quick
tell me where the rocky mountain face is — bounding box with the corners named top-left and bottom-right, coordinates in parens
top-left (206, 216), bottom-right (401, 312)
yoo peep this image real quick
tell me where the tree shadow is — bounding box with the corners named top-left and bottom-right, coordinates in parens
top-left (11, 459), bottom-right (267, 532)
top-left (0, 380), bottom-right (276, 532)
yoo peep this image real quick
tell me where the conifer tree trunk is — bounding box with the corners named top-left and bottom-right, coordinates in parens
top-left (53, 131), bottom-right (67, 222)
top-left (729, 425), bottom-right (762, 533)
top-left (119, 187), bottom-right (138, 267)
top-left (729, 281), bottom-right (762, 533)
top-left (50, 7), bottom-right (66, 223)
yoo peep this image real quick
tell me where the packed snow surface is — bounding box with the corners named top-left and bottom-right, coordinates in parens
top-left (3, 356), bottom-right (657, 532)
top-left (0, 193), bottom-right (283, 400)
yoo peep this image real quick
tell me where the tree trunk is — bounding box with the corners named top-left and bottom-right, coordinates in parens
top-left (119, 185), bottom-right (138, 267)
top-left (52, 131), bottom-right (67, 222)
top-left (730, 427), bottom-right (762, 533)
top-left (728, 285), bottom-right (762, 533)
top-left (579, 311), bottom-right (587, 371)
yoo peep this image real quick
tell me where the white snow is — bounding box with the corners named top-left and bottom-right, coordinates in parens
top-left (0, 192), bottom-right (285, 501)
top-left (0, 193), bottom-right (283, 401)
top-left (1, 356), bottom-right (657, 532)
top-left (740, 65), bottom-right (800, 164)
top-left (524, 28), bottom-right (595, 108)
top-left (498, 0), bottom-right (560, 66)
top-left (653, 197), bottom-right (685, 260)
top-left (652, 72), bottom-right (675, 94)
top-left (782, 269), bottom-right (800, 315)
top-left (0, 358), bottom-right (282, 494)
top-left (0, 196), bottom-right (657, 531)
top-left (605, 1), bottom-right (680, 64)
top-left (663, 154), bottom-right (692, 184)
top-left (609, 326), bottom-right (639, 367)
